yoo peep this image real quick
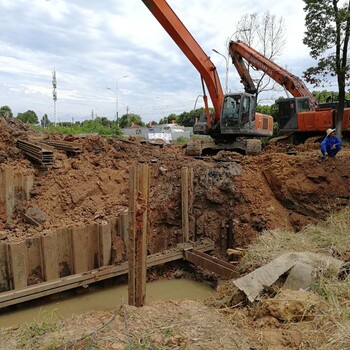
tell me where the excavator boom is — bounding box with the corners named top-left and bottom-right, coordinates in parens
top-left (229, 40), bottom-right (318, 107)
top-left (142, 0), bottom-right (224, 124)
top-left (142, 0), bottom-right (274, 151)
top-left (229, 40), bottom-right (350, 135)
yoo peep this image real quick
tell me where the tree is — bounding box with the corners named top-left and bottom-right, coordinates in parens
top-left (177, 111), bottom-right (193, 126)
top-left (16, 110), bottom-right (39, 124)
top-left (256, 103), bottom-right (279, 119)
top-left (303, 0), bottom-right (350, 137)
top-left (177, 108), bottom-right (206, 126)
top-left (167, 113), bottom-right (177, 124)
top-left (95, 116), bottom-right (114, 128)
top-left (119, 113), bottom-right (144, 128)
top-left (147, 121), bottom-right (158, 128)
top-left (234, 11), bottom-right (286, 101)
top-left (0, 105), bottom-right (13, 118)
top-left (312, 89), bottom-right (350, 103)
top-left (40, 114), bottom-right (51, 128)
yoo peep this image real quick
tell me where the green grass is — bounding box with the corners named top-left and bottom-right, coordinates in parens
top-left (34, 122), bottom-right (122, 137)
top-left (173, 136), bottom-right (189, 144)
top-left (16, 309), bottom-right (62, 350)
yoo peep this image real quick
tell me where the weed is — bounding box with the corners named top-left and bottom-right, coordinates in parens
top-left (125, 338), bottom-right (161, 350)
top-left (17, 309), bottom-right (62, 350)
top-left (161, 326), bottom-right (174, 337)
top-left (311, 282), bottom-right (329, 299)
top-left (174, 137), bottom-right (188, 144)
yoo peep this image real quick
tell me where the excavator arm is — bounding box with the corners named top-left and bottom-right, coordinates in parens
top-left (142, 0), bottom-right (224, 126)
top-left (228, 40), bottom-right (318, 107)
top-left (142, 0), bottom-right (274, 147)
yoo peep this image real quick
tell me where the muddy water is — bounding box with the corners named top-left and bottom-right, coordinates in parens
top-left (0, 279), bottom-right (213, 328)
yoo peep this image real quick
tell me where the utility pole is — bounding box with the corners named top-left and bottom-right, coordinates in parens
top-left (52, 69), bottom-right (57, 125)
top-left (107, 75), bottom-right (129, 130)
top-left (126, 106), bottom-right (130, 127)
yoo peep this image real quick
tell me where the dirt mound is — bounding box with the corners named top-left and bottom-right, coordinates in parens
top-left (1, 300), bottom-right (253, 350)
top-left (0, 117), bottom-right (35, 164)
top-left (1, 116), bottom-right (350, 256)
top-left (261, 289), bottom-right (327, 322)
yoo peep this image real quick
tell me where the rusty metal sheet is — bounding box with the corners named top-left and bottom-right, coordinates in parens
top-left (184, 249), bottom-right (237, 279)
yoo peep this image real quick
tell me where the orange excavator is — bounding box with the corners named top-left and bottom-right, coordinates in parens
top-left (141, 0), bottom-right (273, 155)
top-left (228, 40), bottom-right (350, 142)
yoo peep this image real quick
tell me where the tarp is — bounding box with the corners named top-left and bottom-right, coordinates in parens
top-left (233, 252), bottom-right (343, 302)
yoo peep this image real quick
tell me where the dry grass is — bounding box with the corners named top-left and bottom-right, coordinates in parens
top-left (240, 207), bottom-right (350, 270)
top-left (239, 207), bottom-right (350, 350)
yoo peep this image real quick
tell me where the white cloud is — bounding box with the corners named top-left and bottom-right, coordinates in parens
top-left (0, 0), bottom-right (318, 122)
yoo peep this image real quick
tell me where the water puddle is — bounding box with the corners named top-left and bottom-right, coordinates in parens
top-left (0, 279), bottom-right (213, 328)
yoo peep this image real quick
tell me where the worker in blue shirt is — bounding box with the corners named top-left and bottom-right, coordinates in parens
top-left (320, 128), bottom-right (342, 159)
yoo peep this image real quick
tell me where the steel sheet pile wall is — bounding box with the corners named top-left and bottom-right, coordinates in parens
top-left (0, 166), bottom-right (34, 223)
top-left (0, 213), bottom-right (129, 308)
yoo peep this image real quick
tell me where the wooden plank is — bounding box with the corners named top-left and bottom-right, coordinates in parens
top-left (56, 228), bottom-right (73, 277)
top-left (8, 241), bottom-right (28, 289)
top-left (134, 163), bottom-right (149, 307)
top-left (0, 240), bottom-right (214, 309)
top-left (128, 165), bottom-right (137, 306)
top-left (0, 240), bottom-right (214, 303)
top-left (0, 243), bottom-right (9, 292)
top-left (119, 211), bottom-right (129, 243)
top-left (0, 167), bottom-right (15, 223)
top-left (5, 167), bottom-right (15, 223)
top-left (118, 211), bottom-right (129, 259)
top-left (25, 237), bottom-right (43, 285)
top-left (0, 262), bottom-right (128, 308)
top-left (0, 168), bottom-right (5, 220)
top-left (189, 167), bottom-right (194, 241)
top-left (87, 223), bottom-right (100, 270)
top-left (99, 223), bottom-right (112, 266)
top-left (181, 167), bottom-right (189, 242)
top-left (71, 226), bottom-right (89, 273)
top-left (109, 217), bottom-right (118, 241)
top-left (189, 167), bottom-right (194, 210)
top-left (41, 234), bottom-right (59, 281)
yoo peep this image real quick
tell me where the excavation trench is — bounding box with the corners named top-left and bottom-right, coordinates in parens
top-left (1, 118), bottom-right (350, 328)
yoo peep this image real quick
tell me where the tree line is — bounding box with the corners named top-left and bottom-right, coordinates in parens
top-left (1, 89), bottom-right (349, 133)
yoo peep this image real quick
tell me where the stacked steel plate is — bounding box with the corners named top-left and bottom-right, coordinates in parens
top-left (17, 140), bottom-right (54, 165)
top-left (40, 140), bottom-right (82, 154)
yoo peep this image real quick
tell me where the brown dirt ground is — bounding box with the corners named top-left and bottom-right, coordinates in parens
top-left (0, 290), bottom-right (337, 349)
top-left (2, 117), bottom-right (350, 251)
top-left (1, 116), bottom-right (350, 349)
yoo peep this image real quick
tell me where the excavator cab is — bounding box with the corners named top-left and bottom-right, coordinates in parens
top-left (220, 92), bottom-right (256, 135)
top-left (276, 97), bottom-right (313, 131)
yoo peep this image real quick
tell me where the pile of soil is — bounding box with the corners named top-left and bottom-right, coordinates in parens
top-left (1, 117), bottom-right (350, 255)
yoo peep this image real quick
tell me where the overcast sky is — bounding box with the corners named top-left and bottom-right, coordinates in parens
top-left (0, 0), bottom-right (319, 123)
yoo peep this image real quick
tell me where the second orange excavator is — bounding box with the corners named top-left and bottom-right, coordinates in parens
top-left (229, 40), bottom-right (350, 143)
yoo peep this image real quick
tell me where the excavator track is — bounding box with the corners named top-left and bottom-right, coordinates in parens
top-left (185, 139), bottom-right (262, 156)
top-left (268, 133), bottom-right (294, 145)
top-left (304, 136), bottom-right (323, 144)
